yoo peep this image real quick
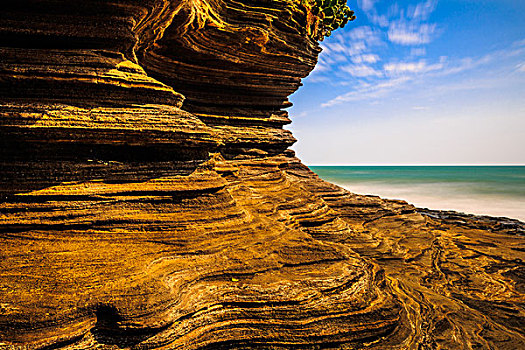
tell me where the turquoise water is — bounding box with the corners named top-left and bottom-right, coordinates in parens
top-left (310, 166), bottom-right (525, 221)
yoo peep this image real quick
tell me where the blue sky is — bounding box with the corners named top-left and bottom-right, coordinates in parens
top-left (289, 0), bottom-right (525, 165)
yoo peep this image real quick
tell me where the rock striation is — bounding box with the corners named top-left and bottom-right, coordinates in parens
top-left (0, 1), bottom-right (524, 349)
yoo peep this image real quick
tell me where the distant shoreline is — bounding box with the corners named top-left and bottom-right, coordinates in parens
top-left (310, 165), bottom-right (525, 222)
top-left (308, 164), bottom-right (525, 167)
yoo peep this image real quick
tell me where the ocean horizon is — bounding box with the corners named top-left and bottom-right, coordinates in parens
top-left (309, 165), bottom-right (525, 222)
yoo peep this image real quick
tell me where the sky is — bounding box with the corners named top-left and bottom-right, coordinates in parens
top-left (288, 0), bottom-right (525, 165)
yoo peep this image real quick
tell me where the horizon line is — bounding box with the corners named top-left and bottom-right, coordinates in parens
top-left (307, 163), bottom-right (525, 167)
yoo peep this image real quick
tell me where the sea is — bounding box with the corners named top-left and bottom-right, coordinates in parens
top-left (309, 166), bottom-right (525, 222)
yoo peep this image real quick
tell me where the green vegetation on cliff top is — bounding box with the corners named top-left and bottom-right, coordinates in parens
top-left (302, 0), bottom-right (356, 40)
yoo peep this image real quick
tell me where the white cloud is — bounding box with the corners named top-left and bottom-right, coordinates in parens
top-left (388, 21), bottom-right (437, 45)
top-left (310, 60), bottom-right (329, 73)
top-left (347, 42), bottom-right (368, 56)
top-left (320, 42), bottom-right (341, 54)
top-left (318, 40), bottom-right (525, 107)
top-left (365, 1), bottom-right (440, 46)
top-left (320, 27), bottom-right (384, 59)
top-left (359, 0), bottom-right (438, 29)
top-left (513, 39), bottom-right (525, 48)
top-left (321, 77), bottom-right (411, 107)
top-left (358, 0), bottom-right (378, 12)
top-left (341, 64), bottom-right (383, 77)
top-left (371, 14), bottom-right (390, 27)
top-left (358, 0), bottom-right (391, 27)
top-left (410, 48), bottom-right (427, 56)
top-left (384, 59), bottom-right (444, 75)
top-left (312, 26), bottom-right (385, 76)
top-left (345, 26), bottom-right (384, 46)
top-left (432, 44), bottom-right (525, 77)
top-left (352, 54), bottom-right (380, 64)
top-left (408, 0), bottom-right (438, 20)
top-left (308, 5), bottom-right (524, 107)
top-left (387, 3), bottom-right (401, 17)
top-left (322, 40), bottom-right (366, 58)
top-left (384, 61), bottom-right (427, 74)
top-left (293, 4), bottom-right (525, 169)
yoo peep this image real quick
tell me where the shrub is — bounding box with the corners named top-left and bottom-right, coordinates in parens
top-left (301, 0), bottom-right (356, 40)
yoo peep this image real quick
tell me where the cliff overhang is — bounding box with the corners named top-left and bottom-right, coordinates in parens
top-left (0, 1), bottom-right (524, 348)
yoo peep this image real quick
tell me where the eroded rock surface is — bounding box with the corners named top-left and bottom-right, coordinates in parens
top-left (1, 1), bottom-right (524, 349)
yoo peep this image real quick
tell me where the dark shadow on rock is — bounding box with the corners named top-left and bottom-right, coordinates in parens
top-left (91, 304), bottom-right (169, 348)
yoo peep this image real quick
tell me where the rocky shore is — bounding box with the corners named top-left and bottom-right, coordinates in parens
top-left (1, 0), bottom-right (524, 348)
top-left (418, 208), bottom-right (525, 236)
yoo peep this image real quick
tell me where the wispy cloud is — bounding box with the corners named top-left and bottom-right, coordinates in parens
top-left (307, 1), bottom-right (525, 109)
top-left (321, 77), bottom-right (410, 107)
top-left (313, 1), bottom-right (440, 80)
top-left (312, 26), bottom-right (384, 77)
top-left (358, 0), bottom-right (391, 27)
top-left (359, 0), bottom-right (438, 30)
top-left (388, 21), bottom-right (437, 45)
top-left (320, 39), bottom-right (525, 107)
top-left (384, 58), bottom-right (444, 75)
top-left (514, 39), bottom-right (525, 48)
top-left (410, 47), bottom-right (427, 56)
top-left (408, 0), bottom-right (437, 20)
top-left (351, 54), bottom-right (380, 64)
top-left (434, 42), bottom-right (525, 76)
top-left (341, 64), bottom-right (383, 77)
top-left (384, 61), bottom-right (428, 74)
top-left (291, 1), bottom-right (525, 166)
top-left (358, 0), bottom-right (378, 12)
top-left (358, 0), bottom-right (440, 46)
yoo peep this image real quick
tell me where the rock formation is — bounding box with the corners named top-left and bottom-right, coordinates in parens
top-left (0, 1), bottom-right (524, 348)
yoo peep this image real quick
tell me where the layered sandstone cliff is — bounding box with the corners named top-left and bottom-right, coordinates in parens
top-left (1, 1), bottom-right (524, 349)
